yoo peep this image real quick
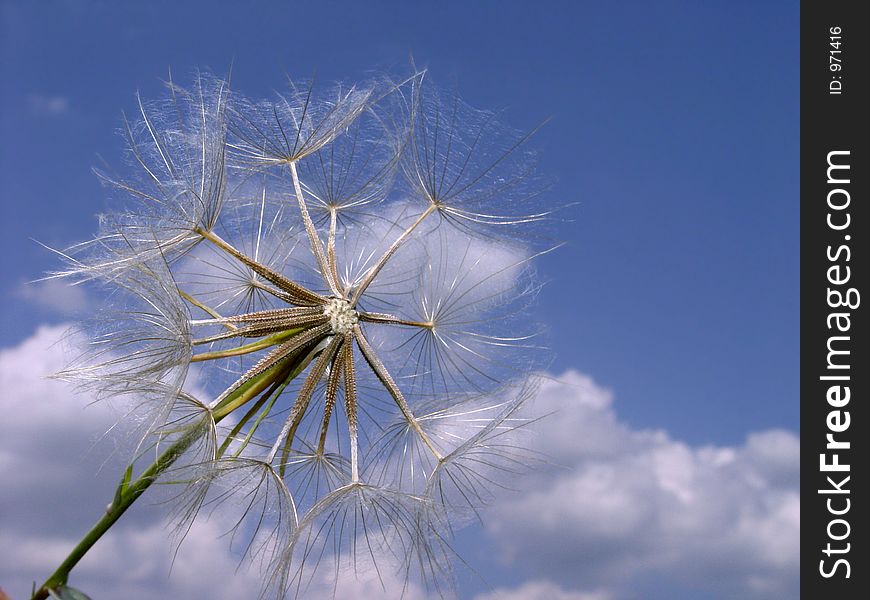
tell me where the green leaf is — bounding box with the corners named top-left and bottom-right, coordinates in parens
top-left (111, 463), bottom-right (134, 508)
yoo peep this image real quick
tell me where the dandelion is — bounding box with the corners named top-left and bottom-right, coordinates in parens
top-left (32, 68), bottom-right (555, 600)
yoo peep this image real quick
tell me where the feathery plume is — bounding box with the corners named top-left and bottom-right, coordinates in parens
top-left (33, 67), bottom-right (556, 600)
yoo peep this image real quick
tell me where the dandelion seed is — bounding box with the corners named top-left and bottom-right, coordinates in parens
top-left (34, 67), bottom-right (556, 600)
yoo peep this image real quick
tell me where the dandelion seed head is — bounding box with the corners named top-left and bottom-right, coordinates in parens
top-left (50, 66), bottom-right (559, 599)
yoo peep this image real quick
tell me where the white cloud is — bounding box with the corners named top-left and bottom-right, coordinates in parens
top-left (0, 519), bottom-right (263, 600)
top-left (0, 329), bottom-right (799, 600)
top-left (0, 326), bottom-right (263, 599)
top-left (300, 554), bottom-right (432, 600)
top-left (0, 326), bottom-right (430, 600)
top-left (486, 371), bottom-right (800, 599)
top-left (474, 580), bottom-right (613, 600)
top-left (13, 279), bottom-right (90, 315)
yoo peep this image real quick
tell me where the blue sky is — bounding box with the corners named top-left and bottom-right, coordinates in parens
top-left (1, 2), bottom-right (799, 599)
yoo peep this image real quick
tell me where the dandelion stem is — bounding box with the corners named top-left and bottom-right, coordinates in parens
top-left (179, 289), bottom-right (237, 330)
top-left (326, 207), bottom-right (342, 295)
top-left (195, 226), bottom-right (325, 305)
top-left (191, 313), bottom-right (326, 345)
top-left (288, 160), bottom-right (340, 296)
top-left (216, 377), bottom-right (283, 459)
top-left (359, 311), bottom-right (434, 329)
top-left (350, 203), bottom-right (436, 305)
top-left (353, 325), bottom-right (443, 461)
top-left (230, 377), bottom-right (286, 457)
top-left (30, 428), bottom-right (199, 600)
top-left (229, 339), bottom-right (326, 458)
top-left (191, 305), bottom-right (322, 327)
top-left (190, 326), bottom-right (305, 362)
top-left (30, 332), bottom-right (321, 600)
top-left (341, 334), bottom-right (360, 482)
top-left (269, 336), bottom-right (343, 470)
top-left (210, 324), bottom-right (330, 413)
top-left (316, 341), bottom-right (345, 455)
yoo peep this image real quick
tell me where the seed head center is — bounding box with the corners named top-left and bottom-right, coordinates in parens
top-left (324, 298), bottom-right (358, 334)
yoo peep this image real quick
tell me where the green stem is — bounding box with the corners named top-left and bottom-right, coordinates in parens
top-left (30, 335), bottom-right (319, 600)
top-left (190, 326), bottom-right (304, 362)
top-left (31, 430), bottom-right (198, 600)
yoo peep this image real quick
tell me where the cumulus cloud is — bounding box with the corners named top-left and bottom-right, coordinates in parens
top-left (486, 371), bottom-right (800, 599)
top-left (0, 329), bottom-right (798, 600)
top-left (13, 279), bottom-right (90, 315)
top-left (0, 325), bottom-right (257, 599)
top-left (474, 580), bottom-right (612, 600)
top-left (0, 518), bottom-right (263, 600)
top-left (0, 326), bottom-right (428, 600)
